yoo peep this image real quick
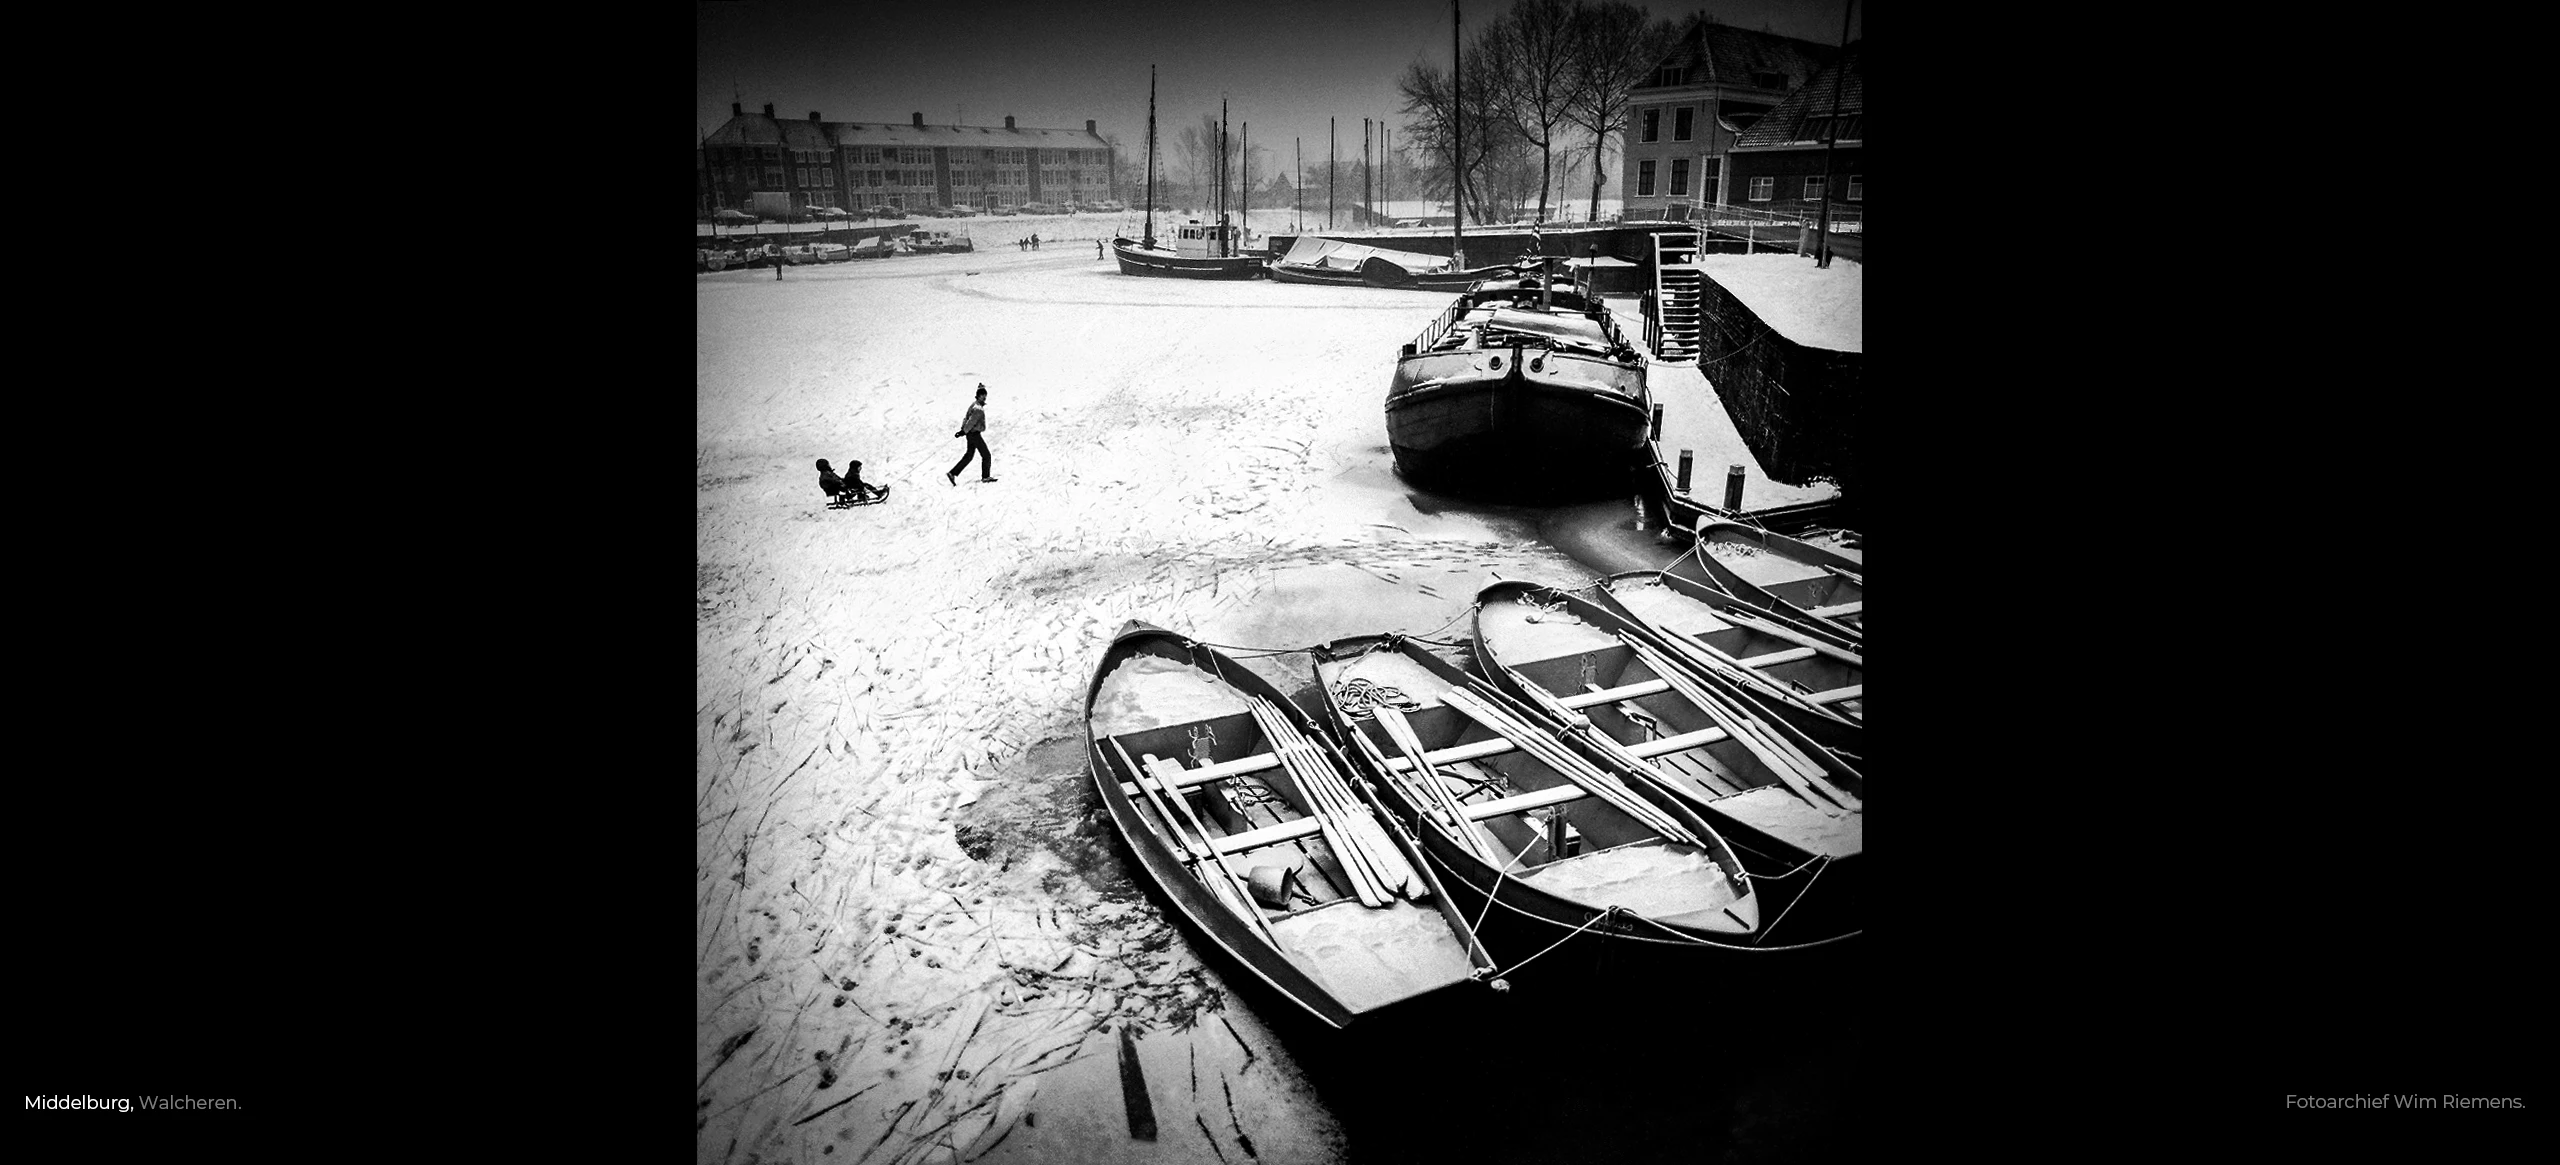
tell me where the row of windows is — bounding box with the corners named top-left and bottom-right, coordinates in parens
top-left (714, 144), bottom-right (1108, 166)
top-left (1635, 162), bottom-right (1861, 202)
top-left (715, 163), bottom-right (1104, 194)
top-left (1639, 106), bottom-right (1698, 143)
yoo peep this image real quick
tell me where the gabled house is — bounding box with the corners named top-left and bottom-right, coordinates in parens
top-left (1619, 18), bottom-right (1836, 218)
top-left (1725, 43), bottom-right (1863, 224)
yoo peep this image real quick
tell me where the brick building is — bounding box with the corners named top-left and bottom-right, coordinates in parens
top-left (1618, 19), bottom-right (1836, 218)
top-left (1724, 45), bottom-right (1862, 223)
top-left (700, 102), bottom-right (1115, 215)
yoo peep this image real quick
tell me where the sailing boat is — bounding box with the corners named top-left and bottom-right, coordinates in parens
top-left (1111, 71), bottom-right (1265, 280)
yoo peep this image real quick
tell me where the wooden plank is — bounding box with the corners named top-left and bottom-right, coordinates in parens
top-left (1555, 677), bottom-right (1672, 710)
top-left (1804, 601), bottom-right (1863, 620)
top-left (1117, 750), bottom-right (1279, 797)
top-left (1809, 685), bottom-right (1861, 706)
top-left (1206, 814), bottom-right (1324, 856)
top-left (1380, 736), bottom-right (1517, 772)
top-left (1459, 782), bottom-right (1587, 822)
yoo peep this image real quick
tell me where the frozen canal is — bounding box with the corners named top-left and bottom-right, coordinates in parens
top-left (698, 238), bottom-right (1860, 1164)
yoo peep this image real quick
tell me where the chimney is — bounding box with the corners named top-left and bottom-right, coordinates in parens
top-left (732, 102), bottom-right (743, 117)
top-left (809, 111), bottom-right (820, 123)
top-left (1004, 115), bottom-right (1015, 130)
top-left (763, 103), bottom-right (775, 118)
top-left (912, 111), bottom-right (924, 127)
top-left (1086, 119), bottom-right (1096, 133)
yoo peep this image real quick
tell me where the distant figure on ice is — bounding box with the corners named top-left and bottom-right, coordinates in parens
top-left (947, 384), bottom-right (996, 485)
top-left (1031, 234), bottom-right (1040, 251)
top-left (1097, 239), bottom-right (1104, 260)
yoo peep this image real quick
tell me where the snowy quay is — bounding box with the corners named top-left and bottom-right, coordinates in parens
top-left (697, 232), bottom-right (1861, 1164)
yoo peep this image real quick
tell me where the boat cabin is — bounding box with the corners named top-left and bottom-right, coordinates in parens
top-left (1170, 219), bottom-right (1241, 259)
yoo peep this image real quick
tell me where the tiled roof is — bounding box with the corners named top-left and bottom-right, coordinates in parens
top-left (703, 113), bottom-right (783, 146)
top-left (1732, 44), bottom-right (1862, 150)
top-left (1636, 18), bottom-right (1837, 93)
top-left (704, 111), bottom-right (1107, 151)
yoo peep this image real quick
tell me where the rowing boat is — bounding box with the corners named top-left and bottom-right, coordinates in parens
top-left (1689, 518), bottom-right (1864, 642)
top-left (1086, 621), bottom-right (1494, 1028)
top-left (1310, 634), bottom-right (1793, 950)
top-left (1469, 582), bottom-right (1863, 911)
top-left (1590, 570), bottom-right (1862, 727)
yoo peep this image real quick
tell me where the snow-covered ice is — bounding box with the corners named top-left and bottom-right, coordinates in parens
top-left (696, 221), bottom-right (1854, 1163)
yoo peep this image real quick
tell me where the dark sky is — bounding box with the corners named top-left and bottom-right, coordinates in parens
top-left (697, 0), bottom-right (1860, 177)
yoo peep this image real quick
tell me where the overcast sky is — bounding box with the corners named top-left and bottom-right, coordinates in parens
top-left (697, 0), bottom-right (1860, 177)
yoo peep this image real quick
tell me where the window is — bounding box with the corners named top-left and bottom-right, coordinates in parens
top-left (1637, 160), bottom-right (1656, 197)
top-left (1674, 107), bottom-right (1693, 141)
top-left (823, 168), bottom-right (834, 186)
top-left (1641, 109), bottom-right (1659, 143)
top-left (1846, 174), bottom-right (1862, 201)
top-left (1748, 176), bottom-right (1772, 201)
top-left (1803, 175), bottom-right (1825, 200)
top-left (765, 167), bottom-right (783, 188)
top-left (1670, 158), bottom-right (1688, 196)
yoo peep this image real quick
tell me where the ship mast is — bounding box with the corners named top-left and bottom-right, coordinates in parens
top-left (1219, 99), bottom-right (1230, 257)
top-left (1451, 0), bottom-right (1466, 269)
top-left (1143, 66), bottom-right (1158, 250)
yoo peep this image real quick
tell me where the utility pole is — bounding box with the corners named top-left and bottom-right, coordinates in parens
top-left (1328, 118), bottom-right (1335, 231)
top-left (1296, 137), bottom-right (1302, 232)
top-left (1816, 0), bottom-right (1853, 268)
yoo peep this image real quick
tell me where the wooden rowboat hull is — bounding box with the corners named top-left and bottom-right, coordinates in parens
top-left (1310, 635), bottom-right (1820, 951)
top-left (1087, 622), bottom-right (1482, 1027)
top-left (1592, 569), bottom-right (1861, 730)
top-left (1689, 519), bottom-right (1864, 642)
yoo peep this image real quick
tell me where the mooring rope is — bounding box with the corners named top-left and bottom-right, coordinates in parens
top-left (1483, 906), bottom-right (1629, 981)
top-left (1751, 856), bottom-right (1828, 948)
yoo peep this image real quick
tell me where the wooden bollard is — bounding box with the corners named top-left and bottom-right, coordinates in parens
top-left (1724, 464), bottom-right (1746, 512)
top-left (1649, 403), bottom-right (1664, 441)
top-left (1676, 450), bottom-right (1694, 494)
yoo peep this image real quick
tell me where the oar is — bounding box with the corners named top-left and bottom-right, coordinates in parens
top-left (1255, 700), bottom-right (1424, 900)
top-left (1624, 639), bottom-right (1857, 814)
top-left (1440, 685), bottom-right (1697, 846)
top-left (1110, 736), bottom-right (1276, 944)
top-left (1370, 704), bottom-right (1502, 862)
top-left (1324, 732), bottom-right (1503, 982)
top-left (1247, 703), bottom-right (1385, 906)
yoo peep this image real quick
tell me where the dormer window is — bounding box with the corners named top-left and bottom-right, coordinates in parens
top-left (1751, 70), bottom-right (1786, 89)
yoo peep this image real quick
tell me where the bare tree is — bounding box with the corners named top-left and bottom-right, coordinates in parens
top-left (1397, 39), bottom-right (1508, 227)
top-left (1565, 0), bottom-right (1675, 220)
top-left (1173, 114), bottom-right (1220, 208)
top-left (1481, 0), bottom-right (1580, 223)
